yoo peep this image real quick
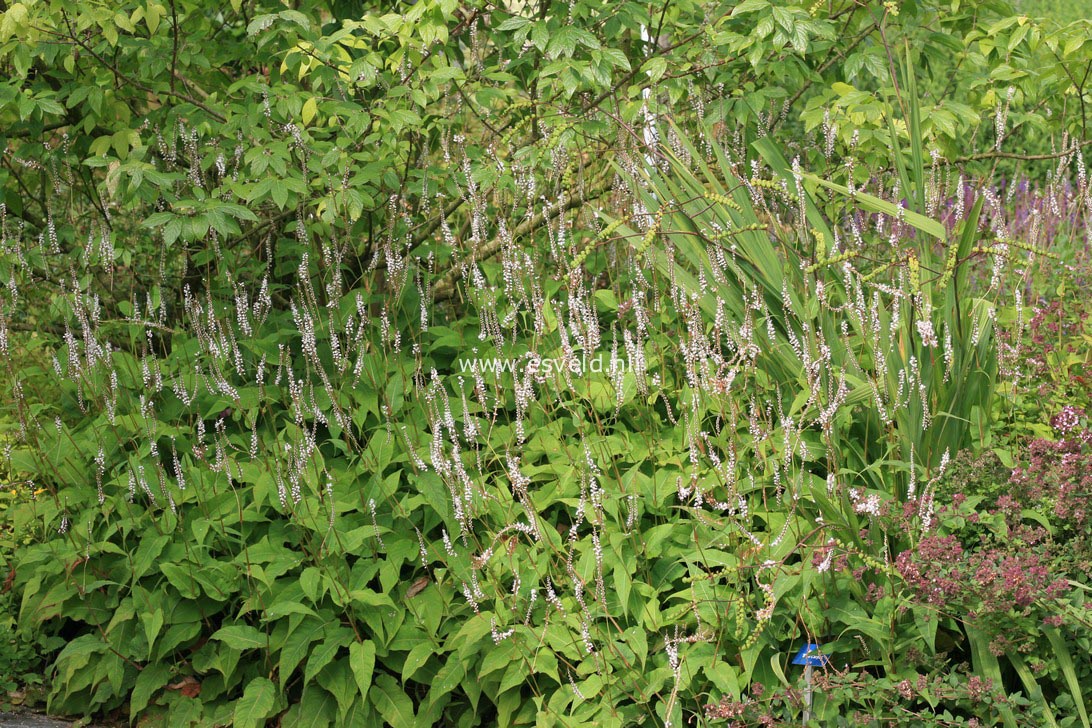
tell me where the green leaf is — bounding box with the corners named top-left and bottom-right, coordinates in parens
top-left (211, 624), bottom-right (267, 651)
top-left (496, 15), bottom-right (530, 32)
top-left (131, 663), bottom-right (171, 715)
top-left (234, 677), bottom-right (276, 728)
top-left (304, 638), bottom-right (342, 683)
top-left (300, 567), bottom-right (322, 603)
top-left (146, 3), bottom-right (161, 34)
top-left (401, 642), bottom-right (432, 682)
top-left (280, 617), bottom-right (325, 687)
top-left (530, 21), bottom-right (549, 52)
top-left (801, 173), bottom-right (946, 240)
top-left (731, 0), bottom-right (770, 15)
top-left (547, 26), bottom-right (577, 58)
top-left (370, 673), bottom-right (415, 728)
top-left (0, 3), bottom-right (29, 42)
top-left (160, 562), bottom-right (201, 599)
top-left (35, 97), bottom-right (65, 115)
top-left (641, 57), bottom-right (667, 83)
top-left (282, 685), bottom-right (337, 728)
top-left (599, 47), bottom-right (630, 72)
top-left (317, 658), bottom-right (358, 721)
top-left (302, 97), bottom-right (318, 126)
top-left (1044, 628), bottom-right (1090, 728)
top-left (272, 183), bottom-right (289, 209)
top-left (427, 655), bottom-right (465, 707)
top-left (132, 534), bottom-right (170, 580)
top-left (349, 641), bottom-right (376, 697)
top-left (264, 601), bottom-right (317, 620)
top-left (141, 607), bottom-right (164, 659)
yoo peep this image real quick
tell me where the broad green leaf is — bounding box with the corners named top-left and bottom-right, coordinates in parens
top-left (496, 15), bottom-right (530, 32)
top-left (281, 685), bottom-right (337, 728)
top-left (317, 658), bottom-right (357, 721)
top-left (350, 641), bottom-right (377, 696)
top-left (641, 57), bottom-right (667, 83)
top-left (426, 656), bottom-right (466, 707)
top-left (732, 0), bottom-right (770, 15)
top-left (145, 2), bottom-right (161, 34)
top-left (370, 673), bottom-right (415, 728)
top-left (305, 638), bottom-right (342, 683)
top-left (404, 641), bottom-right (432, 685)
top-left (302, 97), bottom-right (318, 126)
top-left (211, 625), bottom-right (267, 651)
top-left (234, 677), bottom-right (276, 728)
top-left (280, 618), bottom-right (326, 688)
top-left (130, 663), bottom-right (171, 715)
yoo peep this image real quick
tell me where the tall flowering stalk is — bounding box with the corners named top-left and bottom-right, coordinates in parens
top-left (623, 117), bottom-right (1006, 507)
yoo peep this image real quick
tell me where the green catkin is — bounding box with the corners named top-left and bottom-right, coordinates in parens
top-left (989, 236), bottom-right (1060, 260)
top-left (749, 177), bottom-right (782, 190)
top-left (497, 104), bottom-right (535, 149)
top-left (907, 253), bottom-right (921, 295)
top-left (805, 250), bottom-right (858, 274)
top-left (561, 164), bottom-right (575, 191)
top-left (936, 243), bottom-right (961, 290)
top-left (741, 608), bottom-right (772, 650)
top-left (550, 119), bottom-right (577, 145)
top-left (738, 576), bottom-right (777, 650)
top-left (831, 538), bottom-right (894, 575)
top-left (711, 223), bottom-right (768, 246)
top-left (635, 207), bottom-right (665, 256)
top-left (569, 217), bottom-right (625, 268)
top-left (741, 628), bottom-right (764, 650)
top-left (959, 238), bottom-right (1058, 263)
top-left (859, 259), bottom-right (899, 283)
top-left (702, 191), bottom-right (742, 212)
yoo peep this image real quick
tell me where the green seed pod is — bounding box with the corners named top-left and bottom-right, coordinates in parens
top-left (634, 208), bottom-right (665, 256)
top-left (749, 177), bottom-right (782, 190)
top-left (568, 217), bottom-right (626, 268)
top-left (805, 250), bottom-right (858, 274)
top-left (703, 191), bottom-right (742, 212)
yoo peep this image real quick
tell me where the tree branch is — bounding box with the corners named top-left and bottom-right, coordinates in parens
top-left (950, 138), bottom-right (1092, 165)
top-left (58, 11), bottom-right (226, 122)
top-left (432, 179), bottom-right (613, 302)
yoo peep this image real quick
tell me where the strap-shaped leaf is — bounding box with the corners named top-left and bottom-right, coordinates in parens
top-left (801, 174), bottom-right (947, 241)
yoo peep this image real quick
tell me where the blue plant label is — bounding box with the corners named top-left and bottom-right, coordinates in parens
top-left (792, 643), bottom-right (828, 666)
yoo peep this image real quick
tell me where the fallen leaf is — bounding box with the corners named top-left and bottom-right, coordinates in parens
top-left (405, 576), bottom-right (429, 599)
top-left (168, 675), bottom-right (202, 698)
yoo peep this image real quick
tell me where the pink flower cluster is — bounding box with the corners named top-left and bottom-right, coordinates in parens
top-left (1010, 431), bottom-right (1092, 529)
top-left (1050, 405), bottom-right (1084, 433)
top-left (896, 534), bottom-right (1068, 610)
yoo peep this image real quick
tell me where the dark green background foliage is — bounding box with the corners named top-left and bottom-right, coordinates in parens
top-left (1, 0), bottom-right (1091, 726)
